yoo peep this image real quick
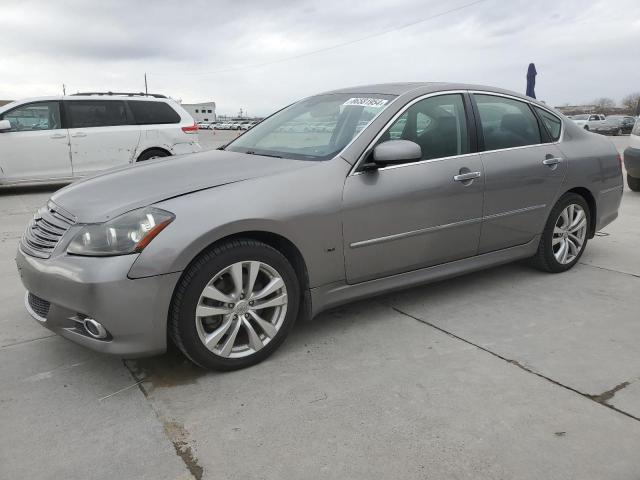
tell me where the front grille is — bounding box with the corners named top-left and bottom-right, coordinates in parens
top-left (21, 201), bottom-right (76, 259)
top-left (27, 292), bottom-right (51, 319)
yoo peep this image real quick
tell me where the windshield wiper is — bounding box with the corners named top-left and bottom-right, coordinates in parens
top-left (245, 151), bottom-right (283, 158)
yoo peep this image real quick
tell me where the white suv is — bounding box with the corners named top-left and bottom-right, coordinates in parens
top-left (0, 92), bottom-right (201, 185)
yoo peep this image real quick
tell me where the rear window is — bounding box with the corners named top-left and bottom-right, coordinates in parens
top-left (128, 101), bottom-right (180, 125)
top-left (66, 100), bottom-right (128, 128)
top-left (534, 106), bottom-right (562, 141)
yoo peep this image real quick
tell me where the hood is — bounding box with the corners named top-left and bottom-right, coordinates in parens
top-left (51, 150), bottom-right (314, 223)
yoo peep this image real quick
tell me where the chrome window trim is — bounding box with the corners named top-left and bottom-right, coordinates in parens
top-left (349, 89), bottom-right (565, 176)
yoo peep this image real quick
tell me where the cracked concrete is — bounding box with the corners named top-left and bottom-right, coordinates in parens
top-left (1, 133), bottom-right (639, 479)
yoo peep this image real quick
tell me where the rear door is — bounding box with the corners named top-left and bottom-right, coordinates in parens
top-left (0, 101), bottom-right (71, 181)
top-left (65, 99), bottom-right (141, 176)
top-left (472, 93), bottom-right (567, 253)
top-left (342, 93), bottom-right (484, 283)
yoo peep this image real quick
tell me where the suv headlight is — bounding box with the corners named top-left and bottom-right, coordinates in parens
top-left (632, 120), bottom-right (640, 136)
top-left (67, 207), bottom-right (174, 256)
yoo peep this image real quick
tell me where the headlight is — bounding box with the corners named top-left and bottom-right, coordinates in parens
top-left (67, 207), bottom-right (174, 256)
top-left (632, 120), bottom-right (640, 136)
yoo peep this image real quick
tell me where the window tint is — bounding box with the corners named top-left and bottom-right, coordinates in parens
top-left (377, 94), bottom-right (469, 161)
top-left (1, 101), bottom-right (61, 132)
top-left (66, 101), bottom-right (128, 128)
top-left (475, 94), bottom-right (541, 150)
top-left (128, 101), bottom-right (180, 125)
top-left (534, 106), bottom-right (562, 141)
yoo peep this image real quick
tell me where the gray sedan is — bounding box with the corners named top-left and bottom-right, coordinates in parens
top-left (16, 83), bottom-right (623, 370)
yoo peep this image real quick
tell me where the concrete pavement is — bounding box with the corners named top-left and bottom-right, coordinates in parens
top-left (1, 132), bottom-right (638, 479)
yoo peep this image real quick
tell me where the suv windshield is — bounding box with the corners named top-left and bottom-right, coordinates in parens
top-left (225, 93), bottom-right (395, 160)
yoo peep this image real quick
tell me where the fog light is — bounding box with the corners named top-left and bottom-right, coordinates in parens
top-left (83, 318), bottom-right (108, 339)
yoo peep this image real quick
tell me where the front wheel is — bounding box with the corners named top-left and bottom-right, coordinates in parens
top-left (530, 193), bottom-right (590, 273)
top-left (169, 239), bottom-right (300, 371)
top-left (628, 175), bottom-right (640, 192)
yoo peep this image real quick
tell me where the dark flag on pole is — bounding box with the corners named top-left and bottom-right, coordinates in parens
top-left (526, 63), bottom-right (537, 99)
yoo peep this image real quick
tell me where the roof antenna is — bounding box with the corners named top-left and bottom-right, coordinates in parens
top-left (144, 73), bottom-right (148, 96)
top-left (62, 84), bottom-right (66, 95)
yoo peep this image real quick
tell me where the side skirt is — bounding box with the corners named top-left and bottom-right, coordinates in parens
top-left (309, 235), bottom-right (540, 318)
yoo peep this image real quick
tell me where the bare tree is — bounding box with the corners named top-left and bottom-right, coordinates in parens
top-left (621, 92), bottom-right (640, 112)
top-left (593, 97), bottom-right (616, 110)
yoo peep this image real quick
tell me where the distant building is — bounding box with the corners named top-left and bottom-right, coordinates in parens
top-left (182, 102), bottom-right (216, 122)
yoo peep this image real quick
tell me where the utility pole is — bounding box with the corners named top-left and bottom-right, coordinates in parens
top-left (144, 73), bottom-right (148, 95)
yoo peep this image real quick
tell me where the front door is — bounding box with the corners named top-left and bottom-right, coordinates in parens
top-left (65, 100), bottom-right (141, 176)
top-left (0, 101), bottom-right (71, 181)
top-left (342, 93), bottom-right (484, 284)
top-left (472, 94), bottom-right (568, 253)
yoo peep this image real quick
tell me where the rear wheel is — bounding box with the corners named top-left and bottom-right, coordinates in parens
top-left (628, 175), bottom-right (640, 192)
top-left (530, 193), bottom-right (590, 273)
top-left (137, 149), bottom-right (170, 162)
top-left (169, 239), bottom-right (300, 371)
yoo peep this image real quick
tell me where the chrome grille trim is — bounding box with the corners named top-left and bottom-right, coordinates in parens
top-left (21, 201), bottom-right (76, 259)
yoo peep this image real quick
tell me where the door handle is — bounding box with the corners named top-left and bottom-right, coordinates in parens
top-left (71, 132), bottom-right (87, 138)
top-left (50, 133), bottom-right (66, 139)
top-left (453, 171), bottom-right (481, 182)
top-left (543, 157), bottom-right (562, 166)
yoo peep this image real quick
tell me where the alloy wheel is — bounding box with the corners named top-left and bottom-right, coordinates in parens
top-left (552, 204), bottom-right (587, 264)
top-left (195, 261), bottom-right (288, 358)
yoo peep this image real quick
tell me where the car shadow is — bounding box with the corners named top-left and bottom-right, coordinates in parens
top-left (0, 183), bottom-right (69, 197)
top-left (126, 261), bottom-right (539, 388)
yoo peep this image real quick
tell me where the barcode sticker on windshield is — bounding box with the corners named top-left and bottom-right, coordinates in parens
top-left (343, 98), bottom-right (388, 108)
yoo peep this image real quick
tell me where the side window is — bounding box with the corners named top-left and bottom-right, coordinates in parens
top-left (474, 94), bottom-right (541, 150)
top-left (377, 94), bottom-right (469, 161)
top-left (0, 102), bottom-right (61, 132)
top-left (66, 101), bottom-right (128, 128)
top-left (128, 101), bottom-right (180, 125)
top-left (533, 106), bottom-right (562, 141)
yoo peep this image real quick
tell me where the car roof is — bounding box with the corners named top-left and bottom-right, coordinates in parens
top-left (5, 95), bottom-right (171, 104)
top-left (318, 82), bottom-right (561, 113)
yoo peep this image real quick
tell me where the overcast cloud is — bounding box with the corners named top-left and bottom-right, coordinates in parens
top-left (0, 0), bottom-right (638, 116)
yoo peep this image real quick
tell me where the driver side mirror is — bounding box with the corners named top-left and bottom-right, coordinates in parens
top-left (0, 119), bottom-right (11, 132)
top-left (366, 140), bottom-right (422, 170)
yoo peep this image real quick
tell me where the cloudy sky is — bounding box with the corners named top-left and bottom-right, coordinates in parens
top-left (0, 0), bottom-right (638, 116)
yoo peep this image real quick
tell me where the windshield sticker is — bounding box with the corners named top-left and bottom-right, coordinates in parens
top-left (343, 97), bottom-right (389, 108)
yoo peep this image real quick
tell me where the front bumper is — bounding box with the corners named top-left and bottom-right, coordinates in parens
top-left (624, 146), bottom-right (640, 178)
top-left (15, 247), bottom-right (182, 357)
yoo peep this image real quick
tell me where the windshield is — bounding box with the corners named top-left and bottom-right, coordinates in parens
top-left (605, 116), bottom-right (622, 124)
top-left (225, 93), bottom-right (396, 160)
top-left (572, 114), bottom-right (589, 120)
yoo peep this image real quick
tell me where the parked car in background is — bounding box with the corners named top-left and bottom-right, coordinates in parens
top-left (16, 83), bottom-right (623, 371)
top-left (624, 119), bottom-right (640, 191)
top-left (197, 121), bottom-right (212, 130)
top-left (571, 114), bottom-right (606, 130)
top-left (603, 115), bottom-right (636, 135)
top-left (0, 92), bottom-right (200, 185)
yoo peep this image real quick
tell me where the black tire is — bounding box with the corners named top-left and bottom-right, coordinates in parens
top-left (530, 193), bottom-right (590, 273)
top-left (628, 175), bottom-right (640, 192)
top-left (584, 125), bottom-right (589, 131)
top-left (169, 239), bottom-right (300, 371)
top-left (137, 149), bottom-right (170, 162)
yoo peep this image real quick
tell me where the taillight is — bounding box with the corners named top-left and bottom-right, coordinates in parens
top-left (181, 122), bottom-right (198, 134)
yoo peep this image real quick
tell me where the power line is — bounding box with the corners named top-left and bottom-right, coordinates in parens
top-left (159, 0), bottom-right (488, 77)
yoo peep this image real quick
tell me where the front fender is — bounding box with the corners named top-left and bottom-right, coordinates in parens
top-left (127, 159), bottom-right (348, 289)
